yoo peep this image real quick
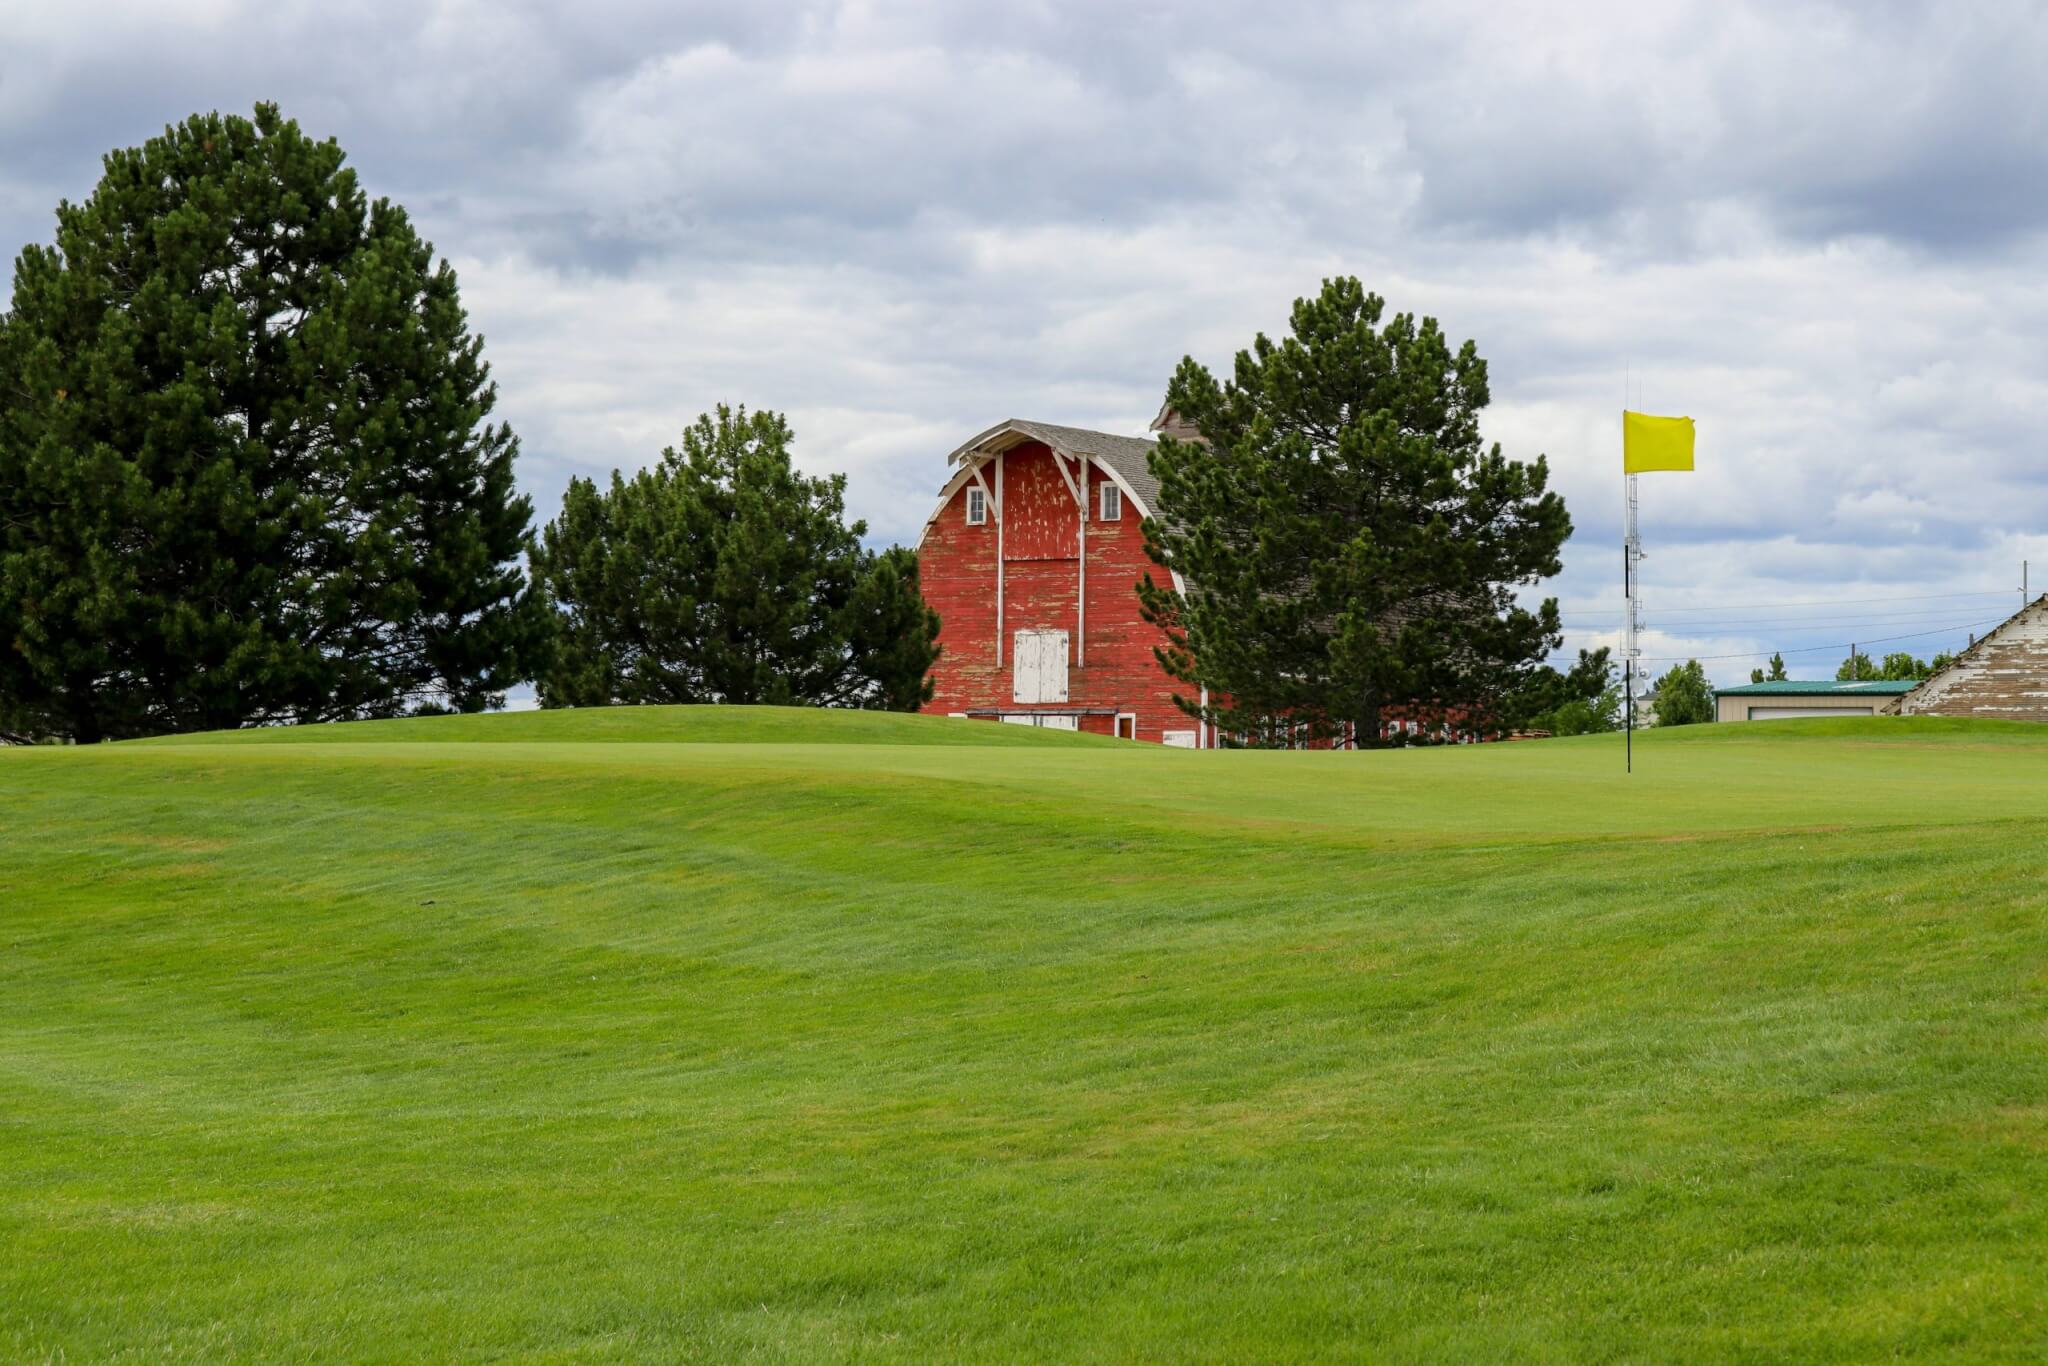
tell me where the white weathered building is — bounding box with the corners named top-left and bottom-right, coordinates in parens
top-left (1899, 596), bottom-right (2048, 722)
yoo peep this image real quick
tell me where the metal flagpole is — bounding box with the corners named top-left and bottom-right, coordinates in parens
top-left (1624, 466), bottom-right (1641, 774)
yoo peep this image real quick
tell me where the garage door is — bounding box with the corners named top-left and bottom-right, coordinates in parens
top-left (1747, 706), bottom-right (1876, 720)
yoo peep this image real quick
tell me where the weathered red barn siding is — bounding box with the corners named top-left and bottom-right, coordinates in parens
top-left (999, 448), bottom-right (1074, 561)
top-left (919, 441), bottom-right (1196, 743)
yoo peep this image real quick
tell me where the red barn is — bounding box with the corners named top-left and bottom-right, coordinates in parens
top-left (914, 418), bottom-right (1214, 746)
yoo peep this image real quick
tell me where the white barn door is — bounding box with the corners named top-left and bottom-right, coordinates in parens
top-left (1012, 629), bottom-right (1070, 703)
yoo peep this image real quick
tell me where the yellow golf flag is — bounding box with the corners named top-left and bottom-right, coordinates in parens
top-left (1623, 411), bottom-right (1694, 473)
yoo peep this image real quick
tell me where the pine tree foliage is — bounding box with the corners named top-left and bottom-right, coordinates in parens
top-left (1750, 653), bottom-right (1792, 684)
top-left (1138, 278), bottom-right (1571, 744)
top-left (0, 104), bottom-right (541, 742)
top-left (532, 406), bottom-right (940, 710)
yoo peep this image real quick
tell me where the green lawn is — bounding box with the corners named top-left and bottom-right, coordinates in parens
top-left (3, 709), bottom-right (2045, 1361)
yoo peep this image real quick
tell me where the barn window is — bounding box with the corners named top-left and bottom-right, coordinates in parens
top-left (966, 486), bottom-right (986, 525)
top-left (1098, 482), bottom-right (1122, 522)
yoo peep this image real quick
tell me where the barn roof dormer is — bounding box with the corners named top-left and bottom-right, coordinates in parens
top-left (1148, 402), bottom-right (1207, 444)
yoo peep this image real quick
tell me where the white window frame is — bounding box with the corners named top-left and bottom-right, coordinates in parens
top-left (966, 486), bottom-right (987, 525)
top-left (1098, 482), bottom-right (1121, 522)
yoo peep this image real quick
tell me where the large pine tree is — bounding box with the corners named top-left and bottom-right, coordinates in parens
top-left (532, 406), bottom-right (940, 711)
top-left (0, 104), bottom-right (542, 742)
top-left (1139, 278), bottom-right (1571, 745)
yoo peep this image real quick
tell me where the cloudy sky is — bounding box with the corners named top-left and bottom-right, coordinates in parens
top-left (8, 0), bottom-right (2047, 685)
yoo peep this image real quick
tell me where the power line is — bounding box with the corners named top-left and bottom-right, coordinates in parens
top-left (1564, 589), bottom-right (2016, 615)
top-left (1632, 617), bottom-right (2001, 664)
top-left (1560, 606), bottom-right (2012, 631)
top-left (1555, 610), bottom-right (1994, 648)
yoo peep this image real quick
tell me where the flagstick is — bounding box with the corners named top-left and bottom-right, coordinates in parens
top-left (1619, 409), bottom-right (1692, 773)
top-left (1622, 444), bottom-right (1639, 773)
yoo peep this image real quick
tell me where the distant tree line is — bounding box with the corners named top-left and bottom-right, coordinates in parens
top-left (1834, 649), bottom-right (1956, 682)
top-left (1641, 644), bottom-right (1967, 733)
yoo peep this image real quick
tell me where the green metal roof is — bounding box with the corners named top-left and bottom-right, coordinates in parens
top-left (1713, 679), bottom-right (1918, 697)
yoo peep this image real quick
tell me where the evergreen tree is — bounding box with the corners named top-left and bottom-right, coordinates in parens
top-left (532, 406), bottom-right (939, 710)
top-left (0, 104), bottom-right (541, 742)
top-left (1139, 278), bottom-right (1570, 745)
top-left (1766, 651), bottom-right (1789, 681)
top-left (1651, 659), bottom-right (1714, 727)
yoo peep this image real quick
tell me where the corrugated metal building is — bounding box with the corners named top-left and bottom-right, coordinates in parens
top-left (1713, 679), bottom-right (1914, 723)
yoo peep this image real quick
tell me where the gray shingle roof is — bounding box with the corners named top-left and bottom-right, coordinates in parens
top-left (943, 419), bottom-right (1162, 518)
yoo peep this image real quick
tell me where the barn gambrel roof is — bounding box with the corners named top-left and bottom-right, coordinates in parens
top-left (942, 419), bottom-right (1162, 519)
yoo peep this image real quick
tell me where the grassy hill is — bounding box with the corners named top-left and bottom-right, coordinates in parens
top-left (4, 710), bottom-right (2046, 1360)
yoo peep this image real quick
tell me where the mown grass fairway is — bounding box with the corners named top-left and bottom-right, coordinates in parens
top-left (4, 710), bottom-right (2046, 1361)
